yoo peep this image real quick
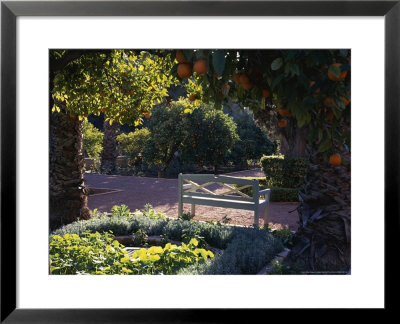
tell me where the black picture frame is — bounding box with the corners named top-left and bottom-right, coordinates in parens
top-left (1, 0), bottom-right (398, 322)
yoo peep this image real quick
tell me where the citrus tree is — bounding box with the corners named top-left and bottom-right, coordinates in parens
top-left (50, 50), bottom-right (177, 229)
top-left (169, 49), bottom-right (351, 272)
top-left (179, 105), bottom-right (239, 173)
top-left (142, 100), bottom-right (191, 177)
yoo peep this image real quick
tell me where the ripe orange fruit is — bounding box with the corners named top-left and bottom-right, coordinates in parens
top-left (233, 73), bottom-right (241, 84)
top-left (176, 50), bottom-right (187, 63)
top-left (324, 97), bottom-right (336, 108)
top-left (193, 60), bottom-right (208, 74)
top-left (189, 94), bottom-right (197, 101)
top-left (144, 112), bottom-right (150, 119)
top-left (278, 120), bottom-right (288, 128)
top-left (222, 84), bottom-right (230, 95)
top-left (239, 74), bottom-right (250, 84)
top-left (329, 153), bottom-right (342, 166)
top-left (129, 90), bottom-right (135, 96)
top-left (326, 111), bottom-right (334, 120)
top-left (177, 63), bottom-right (193, 79)
top-left (278, 109), bottom-right (291, 117)
top-left (328, 63), bottom-right (347, 81)
top-left (262, 89), bottom-right (270, 98)
top-left (242, 82), bottom-right (253, 90)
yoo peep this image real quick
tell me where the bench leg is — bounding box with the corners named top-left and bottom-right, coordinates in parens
top-left (254, 208), bottom-right (259, 228)
top-left (263, 205), bottom-right (269, 228)
top-left (178, 201), bottom-right (183, 217)
top-left (191, 204), bottom-right (196, 217)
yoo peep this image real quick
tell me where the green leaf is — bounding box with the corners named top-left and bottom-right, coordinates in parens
top-left (318, 138), bottom-right (332, 153)
top-left (271, 73), bottom-right (285, 90)
top-left (329, 64), bottom-right (341, 78)
top-left (212, 50), bottom-right (226, 76)
top-left (271, 58), bottom-right (283, 71)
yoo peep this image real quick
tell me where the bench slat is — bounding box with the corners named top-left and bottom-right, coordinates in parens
top-left (180, 173), bottom-right (258, 186)
top-left (182, 195), bottom-right (268, 211)
top-left (184, 191), bottom-right (253, 202)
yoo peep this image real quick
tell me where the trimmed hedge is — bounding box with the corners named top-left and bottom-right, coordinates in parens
top-left (238, 177), bottom-right (299, 202)
top-left (260, 155), bottom-right (307, 189)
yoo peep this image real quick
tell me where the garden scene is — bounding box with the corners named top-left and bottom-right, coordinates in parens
top-left (49, 49), bottom-right (351, 275)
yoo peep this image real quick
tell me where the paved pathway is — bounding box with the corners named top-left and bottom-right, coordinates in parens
top-left (84, 169), bottom-right (299, 231)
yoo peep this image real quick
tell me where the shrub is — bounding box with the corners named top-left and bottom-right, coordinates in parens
top-left (83, 120), bottom-right (103, 159)
top-left (111, 204), bottom-right (131, 217)
top-left (179, 106), bottom-right (239, 170)
top-left (49, 232), bottom-right (130, 275)
top-left (142, 100), bottom-right (188, 175)
top-left (227, 114), bottom-right (276, 167)
top-left (178, 228), bottom-right (284, 275)
top-left (236, 177), bottom-right (299, 202)
top-left (50, 232), bottom-right (214, 275)
top-left (132, 203), bottom-right (167, 220)
top-left (117, 128), bottom-right (150, 165)
top-left (260, 155), bottom-right (307, 188)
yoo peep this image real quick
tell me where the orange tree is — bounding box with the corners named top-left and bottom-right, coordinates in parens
top-left (50, 50), bottom-right (177, 229)
top-left (179, 104), bottom-right (239, 173)
top-left (169, 49), bottom-right (351, 272)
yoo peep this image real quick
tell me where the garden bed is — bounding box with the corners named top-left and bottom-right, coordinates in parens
top-left (50, 206), bottom-right (286, 275)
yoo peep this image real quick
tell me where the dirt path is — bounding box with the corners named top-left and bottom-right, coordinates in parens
top-left (84, 169), bottom-right (299, 231)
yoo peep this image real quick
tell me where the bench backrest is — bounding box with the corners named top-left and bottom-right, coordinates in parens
top-left (178, 173), bottom-right (259, 202)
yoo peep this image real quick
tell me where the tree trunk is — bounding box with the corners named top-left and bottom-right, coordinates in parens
top-left (285, 146), bottom-right (351, 272)
top-left (49, 111), bottom-right (91, 230)
top-left (279, 120), bottom-right (308, 158)
top-left (100, 119), bottom-right (118, 174)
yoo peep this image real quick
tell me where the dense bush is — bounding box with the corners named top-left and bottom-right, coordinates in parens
top-left (50, 232), bottom-right (213, 275)
top-left (260, 155), bottom-right (307, 188)
top-left (83, 120), bottom-right (103, 159)
top-left (178, 228), bottom-right (283, 275)
top-left (179, 106), bottom-right (239, 170)
top-left (143, 100), bottom-right (188, 175)
top-left (117, 128), bottom-right (150, 166)
top-left (237, 177), bottom-right (299, 202)
top-left (227, 114), bottom-right (276, 167)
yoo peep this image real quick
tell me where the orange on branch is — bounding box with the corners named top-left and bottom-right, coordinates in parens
top-left (177, 63), bottom-right (193, 79)
top-left (262, 89), bottom-right (270, 98)
top-left (278, 109), bottom-right (292, 117)
top-left (144, 112), bottom-right (150, 119)
top-left (189, 94), bottom-right (197, 102)
top-left (233, 73), bottom-right (241, 84)
top-left (326, 111), bottom-right (335, 120)
top-left (328, 63), bottom-right (347, 81)
top-left (176, 50), bottom-right (187, 63)
top-left (193, 60), bottom-right (208, 74)
top-left (278, 120), bottom-right (288, 128)
top-left (329, 153), bottom-right (342, 166)
top-left (129, 90), bottom-right (135, 96)
top-left (324, 97), bottom-right (336, 108)
top-left (239, 74), bottom-right (250, 84)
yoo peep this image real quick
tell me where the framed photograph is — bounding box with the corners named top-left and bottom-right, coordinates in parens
top-left (1, 0), bottom-right (397, 321)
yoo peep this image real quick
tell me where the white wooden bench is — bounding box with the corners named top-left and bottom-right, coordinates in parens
top-left (178, 173), bottom-right (271, 227)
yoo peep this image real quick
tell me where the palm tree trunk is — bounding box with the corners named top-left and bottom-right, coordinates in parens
top-left (285, 145), bottom-right (351, 272)
top-left (100, 119), bottom-right (118, 174)
top-left (49, 111), bottom-right (91, 230)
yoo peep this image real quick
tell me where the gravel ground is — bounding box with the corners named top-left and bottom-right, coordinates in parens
top-left (85, 169), bottom-right (299, 231)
